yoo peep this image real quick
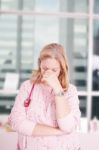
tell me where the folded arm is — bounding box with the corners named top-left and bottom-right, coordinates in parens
top-left (9, 81), bottom-right (64, 136)
top-left (54, 85), bottom-right (81, 133)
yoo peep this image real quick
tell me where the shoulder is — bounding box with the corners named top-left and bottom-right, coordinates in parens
top-left (22, 79), bottom-right (32, 86)
top-left (65, 83), bottom-right (78, 96)
top-left (21, 79), bottom-right (31, 86)
top-left (68, 83), bottom-right (77, 91)
top-left (19, 80), bottom-right (32, 90)
top-left (20, 80), bottom-right (44, 93)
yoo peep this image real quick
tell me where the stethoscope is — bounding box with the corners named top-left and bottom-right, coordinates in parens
top-left (24, 83), bottom-right (34, 107)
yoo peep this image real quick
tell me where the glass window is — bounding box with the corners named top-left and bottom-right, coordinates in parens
top-left (1, 0), bottom-right (18, 10)
top-left (25, 0), bottom-right (88, 12)
top-left (79, 96), bottom-right (87, 117)
top-left (22, 0), bottom-right (35, 10)
top-left (0, 14), bottom-right (18, 88)
top-left (20, 16), bottom-right (35, 82)
top-left (92, 96), bottom-right (99, 119)
top-left (0, 95), bottom-right (16, 114)
top-left (94, 0), bottom-right (99, 14)
top-left (1, 0), bottom-right (88, 12)
top-left (93, 20), bottom-right (99, 91)
top-left (60, 0), bottom-right (88, 12)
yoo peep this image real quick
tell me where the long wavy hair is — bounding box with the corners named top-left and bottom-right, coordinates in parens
top-left (31, 43), bottom-right (69, 91)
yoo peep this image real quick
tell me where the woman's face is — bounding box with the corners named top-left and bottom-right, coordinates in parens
top-left (40, 58), bottom-right (61, 77)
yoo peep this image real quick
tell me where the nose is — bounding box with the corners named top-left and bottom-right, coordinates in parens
top-left (44, 68), bottom-right (50, 71)
top-left (45, 69), bottom-right (52, 72)
top-left (44, 69), bottom-right (52, 74)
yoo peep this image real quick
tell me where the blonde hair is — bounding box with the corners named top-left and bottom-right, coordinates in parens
top-left (31, 43), bottom-right (69, 91)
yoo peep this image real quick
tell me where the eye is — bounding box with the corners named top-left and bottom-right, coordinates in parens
top-left (52, 68), bottom-right (57, 72)
top-left (42, 67), bottom-right (48, 71)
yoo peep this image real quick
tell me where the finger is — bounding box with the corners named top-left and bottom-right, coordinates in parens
top-left (41, 76), bottom-right (47, 82)
top-left (44, 71), bottom-right (54, 77)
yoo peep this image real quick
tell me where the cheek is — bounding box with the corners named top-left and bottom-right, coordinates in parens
top-left (56, 70), bottom-right (60, 77)
top-left (40, 68), bottom-right (45, 75)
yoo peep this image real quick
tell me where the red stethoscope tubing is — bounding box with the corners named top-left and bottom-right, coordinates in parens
top-left (24, 84), bottom-right (34, 107)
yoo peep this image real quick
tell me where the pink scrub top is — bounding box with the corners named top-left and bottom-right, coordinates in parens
top-left (9, 80), bottom-right (81, 150)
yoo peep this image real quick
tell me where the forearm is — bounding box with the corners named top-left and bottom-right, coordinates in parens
top-left (53, 86), bottom-right (80, 133)
top-left (55, 95), bottom-right (70, 118)
top-left (32, 124), bottom-right (64, 136)
top-left (53, 85), bottom-right (70, 119)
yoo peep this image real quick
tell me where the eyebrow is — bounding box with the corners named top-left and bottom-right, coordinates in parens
top-left (42, 66), bottom-right (60, 69)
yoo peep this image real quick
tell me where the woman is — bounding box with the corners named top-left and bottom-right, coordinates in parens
top-left (9, 43), bottom-right (81, 150)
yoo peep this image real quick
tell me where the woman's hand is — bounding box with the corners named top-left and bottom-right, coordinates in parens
top-left (32, 124), bottom-right (64, 136)
top-left (3, 122), bottom-right (15, 132)
top-left (41, 70), bottom-right (63, 93)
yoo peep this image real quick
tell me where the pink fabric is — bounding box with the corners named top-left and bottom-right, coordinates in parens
top-left (9, 80), bottom-right (81, 150)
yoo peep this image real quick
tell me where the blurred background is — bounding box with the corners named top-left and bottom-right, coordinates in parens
top-left (0, 0), bottom-right (99, 149)
top-left (0, 0), bottom-right (99, 122)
